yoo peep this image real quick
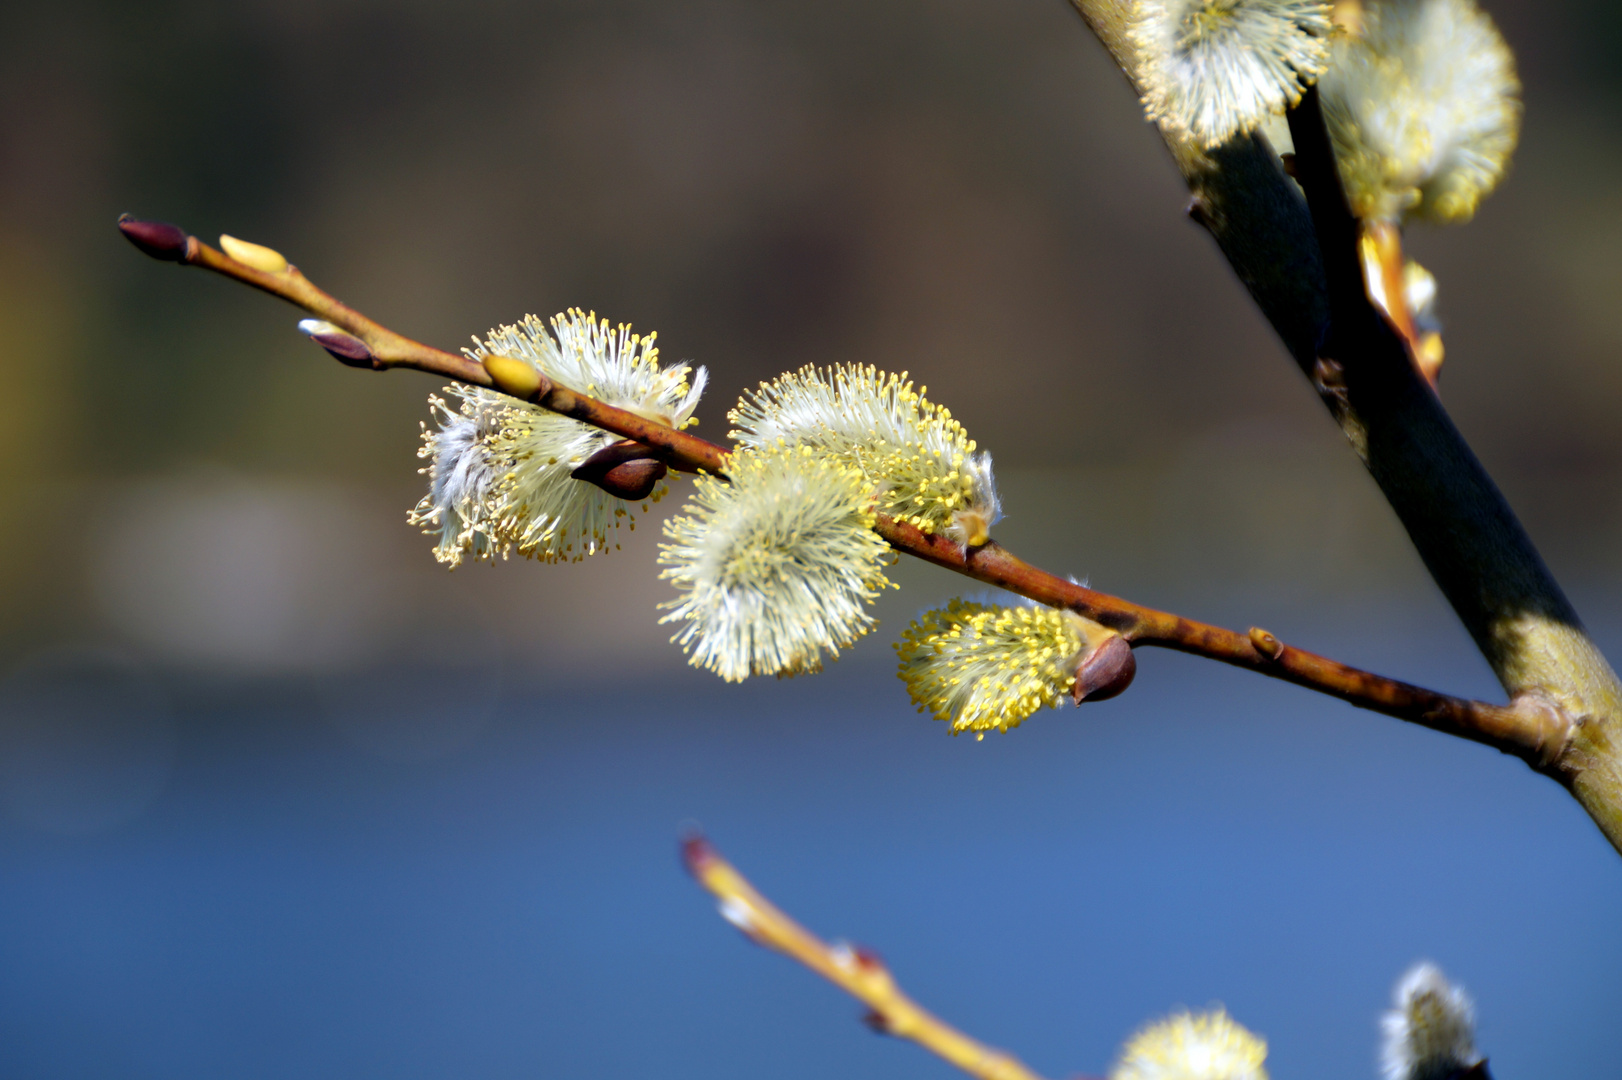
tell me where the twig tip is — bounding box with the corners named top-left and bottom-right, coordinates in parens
top-left (117, 214), bottom-right (191, 262)
top-left (680, 829), bottom-right (717, 876)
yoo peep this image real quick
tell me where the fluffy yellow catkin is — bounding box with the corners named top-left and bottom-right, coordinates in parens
top-left (729, 364), bottom-right (1001, 549)
top-left (1319, 0), bottom-right (1520, 224)
top-left (411, 309), bottom-right (706, 566)
top-left (659, 445), bottom-right (894, 682)
top-left (1381, 962), bottom-right (1481, 1080)
top-left (1131, 0), bottom-right (1333, 149)
top-left (895, 600), bottom-right (1087, 738)
top-left (1111, 1008), bottom-right (1269, 1080)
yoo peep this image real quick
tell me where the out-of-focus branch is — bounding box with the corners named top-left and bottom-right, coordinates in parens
top-left (116, 211), bottom-right (1575, 774)
top-left (1064, 2), bottom-right (1622, 855)
top-left (682, 833), bottom-right (1063, 1080)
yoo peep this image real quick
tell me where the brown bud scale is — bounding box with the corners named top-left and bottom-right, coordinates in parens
top-left (590, 459), bottom-right (667, 501)
top-left (309, 331), bottom-right (374, 368)
top-left (117, 214), bottom-right (190, 262)
top-left (1073, 634), bottom-right (1135, 704)
top-left (572, 439), bottom-right (669, 499)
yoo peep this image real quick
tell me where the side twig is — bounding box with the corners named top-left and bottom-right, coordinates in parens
top-left (117, 215), bottom-right (1573, 776)
top-left (682, 833), bottom-right (1065, 1080)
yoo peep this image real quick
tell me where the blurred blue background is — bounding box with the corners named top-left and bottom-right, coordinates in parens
top-left (1, 0), bottom-right (1621, 1077)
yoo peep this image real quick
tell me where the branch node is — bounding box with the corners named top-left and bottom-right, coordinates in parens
top-left (1248, 627), bottom-right (1285, 661)
top-left (862, 1009), bottom-right (894, 1035)
top-left (1511, 690), bottom-right (1577, 770)
top-left (1310, 356), bottom-right (1347, 401)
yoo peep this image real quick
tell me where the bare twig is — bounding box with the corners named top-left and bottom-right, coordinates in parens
top-left (682, 833), bottom-right (1064, 1080)
top-left (117, 212), bottom-right (1574, 774)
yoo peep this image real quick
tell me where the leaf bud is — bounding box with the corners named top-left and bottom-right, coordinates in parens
top-left (1249, 626), bottom-right (1285, 661)
top-left (117, 214), bottom-right (191, 261)
top-left (219, 234), bottom-right (289, 273)
top-left (1072, 632), bottom-right (1135, 704)
top-left (571, 439), bottom-right (668, 501)
top-left (482, 353), bottom-right (546, 400)
top-left (297, 318), bottom-right (374, 368)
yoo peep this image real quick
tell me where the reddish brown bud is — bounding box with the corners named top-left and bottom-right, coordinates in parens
top-left (862, 1010), bottom-right (894, 1035)
top-left (851, 945), bottom-right (885, 972)
top-left (298, 319), bottom-right (374, 368)
top-left (1072, 634), bottom-right (1135, 704)
top-left (117, 214), bottom-right (191, 262)
top-left (314, 333), bottom-right (374, 367)
top-left (572, 440), bottom-right (668, 500)
top-left (1248, 626), bottom-right (1284, 661)
top-left (679, 831), bottom-right (717, 877)
top-left (597, 459), bottom-right (667, 500)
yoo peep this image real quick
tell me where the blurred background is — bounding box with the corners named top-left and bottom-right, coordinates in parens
top-left (1, 0), bottom-right (1620, 1076)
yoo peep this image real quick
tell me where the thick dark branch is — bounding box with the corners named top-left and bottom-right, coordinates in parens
top-left (1283, 91), bottom-right (1597, 703)
top-left (1065, 1), bottom-right (1622, 854)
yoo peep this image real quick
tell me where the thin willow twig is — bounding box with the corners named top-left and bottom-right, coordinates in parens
top-left (682, 832), bottom-right (1065, 1080)
top-left (117, 214), bottom-right (1572, 773)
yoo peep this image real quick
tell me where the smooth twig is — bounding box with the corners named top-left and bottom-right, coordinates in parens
top-left (118, 214), bottom-right (1573, 773)
top-left (682, 833), bottom-right (1062, 1080)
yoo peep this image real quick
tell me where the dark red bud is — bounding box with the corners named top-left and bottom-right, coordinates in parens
top-left (680, 831), bottom-right (716, 877)
top-left (117, 214), bottom-right (191, 261)
top-left (1073, 635), bottom-right (1135, 704)
top-left (572, 439), bottom-right (668, 500)
top-left (595, 459), bottom-right (667, 500)
top-left (851, 945), bottom-right (885, 971)
top-left (862, 1010), bottom-right (894, 1035)
top-left (310, 331), bottom-right (375, 368)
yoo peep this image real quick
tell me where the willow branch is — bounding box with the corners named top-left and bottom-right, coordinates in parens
top-left (1065, 1), bottom-right (1622, 854)
top-left (682, 833), bottom-right (1062, 1080)
top-left (116, 212), bottom-right (1572, 772)
top-left (880, 517), bottom-right (1569, 769)
top-left (118, 216), bottom-right (729, 473)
